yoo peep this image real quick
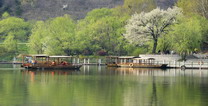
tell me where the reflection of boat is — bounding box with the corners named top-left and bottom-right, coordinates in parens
top-left (22, 69), bottom-right (80, 75)
top-left (107, 67), bottom-right (165, 76)
top-left (106, 56), bottom-right (168, 69)
top-left (115, 67), bottom-right (164, 72)
top-left (21, 54), bottom-right (82, 70)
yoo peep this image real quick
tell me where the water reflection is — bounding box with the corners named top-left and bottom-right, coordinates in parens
top-left (1, 65), bottom-right (208, 106)
top-left (107, 67), bottom-right (208, 77)
top-left (22, 69), bottom-right (80, 75)
top-left (21, 69), bottom-right (80, 82)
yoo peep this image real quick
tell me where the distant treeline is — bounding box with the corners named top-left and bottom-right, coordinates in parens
top-left (0, 0), bottom-right (208, 60)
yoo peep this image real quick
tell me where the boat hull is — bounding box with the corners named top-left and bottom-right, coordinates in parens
top-left (22, 63), bottom-right (82, 70)
top-left (106, 63), bottom-right (119, 67)
top-left (117, 63), bottom-right (168, 69)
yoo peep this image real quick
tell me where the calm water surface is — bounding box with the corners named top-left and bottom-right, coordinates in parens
top-left (0, 64), bottom-right (208, 106)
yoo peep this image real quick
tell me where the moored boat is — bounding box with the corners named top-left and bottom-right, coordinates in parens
top-left (106, 56), bottom-right (168, 69)
top-left (21, 54), bottom-right (82, 70)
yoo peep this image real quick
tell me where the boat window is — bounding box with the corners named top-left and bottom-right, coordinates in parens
top-left (124, 59), bottom-right (126, 63)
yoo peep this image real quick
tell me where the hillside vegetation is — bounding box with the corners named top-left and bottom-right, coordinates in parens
top-left (2, 0), bottom-right (207, 61)
top-left (0, 0), bottom-right (176, 20)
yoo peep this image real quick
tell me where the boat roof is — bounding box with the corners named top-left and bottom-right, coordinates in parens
top-left (21, 54), bottom-right (73, 58)
top-left (49, 56), bottom-right (72, 58)
top-left (118, 56), bottom-right (138, 59)
top-left (31, 54), bottom-right (49, 57)
top-left (134, 57), bottom-right (155, 60)
top-left (106, 56), bottom-right (119, 58)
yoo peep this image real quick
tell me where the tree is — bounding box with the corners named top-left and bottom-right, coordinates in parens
top-left (195, 0), bottom-right (208, 18)
top-left (0, 45), bottom-right (7, 56)
top-left (124, 6), bottom-right (182, 53)
top-left (156, 34), bottom-right (172, 53)
top-left (45, 15), bottom-right (76, 55)
top-left (177, 0), bottom-right (208, 18)
top-left (3, 33), bottom-right (18, 54)
top-left (170, 17), bottom-right (202, 60)
top-left (28, 21), bottom-right (47, 54)
top-left (2, 12), bottom-right (10, 18)
top-left (29, 15), bottom-right (76, 55)
top-left (0, 16), bottom-right (31, 42)
top-left (76, 8), bottom-right (129, 55)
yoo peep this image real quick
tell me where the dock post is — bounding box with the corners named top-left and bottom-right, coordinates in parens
top-left (88, 58), bottom-right (90, 64)
top-left (73, 58), bottom-right (76, 64)
top-left (77, 58), bottom-right (80, 64)
top-left (169, 61), bottom-right (170, 67)
top-left (200, 61), bottom-right (202, 69)
top-left (84, 65), bottom-right (86, 72)
top-left (174, 61), bottom-right (176, 68)
top-left (84, 59), bottom-right (86, 64)
top-left (99, 59), bottom-right (101, 65)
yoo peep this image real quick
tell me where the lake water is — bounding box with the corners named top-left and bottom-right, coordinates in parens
top-left (0, 64), bottom-right (208, 106)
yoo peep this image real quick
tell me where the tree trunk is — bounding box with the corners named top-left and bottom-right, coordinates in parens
top-left (181, 52), bottom-right (187, 61)
top-left (152, 39), bottom-right (158, 54)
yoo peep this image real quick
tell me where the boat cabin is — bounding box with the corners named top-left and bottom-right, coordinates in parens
top-left (106, 56), bottom-right (167, 68)
top-left (118, 56), bottom-right (137, 64)
top-left (106, 56), bottom-right (119, 64)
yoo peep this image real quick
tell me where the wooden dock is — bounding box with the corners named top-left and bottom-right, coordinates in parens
top-left (1, 58), bottom-right (208, 69)
top-left (155, 60), bottom-right (208, 69)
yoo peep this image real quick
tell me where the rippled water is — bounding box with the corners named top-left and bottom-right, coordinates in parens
top-left (0, 64), bottom-right (208, 106)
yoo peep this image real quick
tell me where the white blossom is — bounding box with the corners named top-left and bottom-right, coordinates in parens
top-left (124, 6), bottom-right (182, 47)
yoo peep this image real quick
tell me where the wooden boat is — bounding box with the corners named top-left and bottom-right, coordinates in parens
top-left (21, 54), bottom-right (82, 70)
top-left (106, 56), bottom-right (168, 69)
top-left (117, 63), bottom-right (168, 68)
top-left (117, 57), bottom-right (168, 69)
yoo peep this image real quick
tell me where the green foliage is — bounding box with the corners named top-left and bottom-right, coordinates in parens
top-left (177, 0), bottom-right (196, 16)
top-left (28, 21), bottom-right (46, 54)
top-left (123, 0), bottom-right (156, 15)
top-left (197, 15), bottom-right (208, 48)
top-left (0, 16), bottom-right (31, 42)
top-left (2, 12), bottom-right (10, 18)
top-left (177, 0), bottom-right (208, 18)
top-left (76, 8), bottom-right (129, 55)
top-left (3, 34), bottom-right (17, 52)
top-left (1, 0), bottom-right (208, 60)
top-left (157, 35), bottom-right (172, 53)
top-left (131, 47), bottom-right (148, 56)
top-left (0, 44), bottom-right (7, 56)
top-left (29, 15), bottom-right (76, 55)
top-left (169, 16), bottom-right (202, 59)
top-left (17, 43), bottom-right (28, 54)
top-left (45, 15), bottom-right (76, 55)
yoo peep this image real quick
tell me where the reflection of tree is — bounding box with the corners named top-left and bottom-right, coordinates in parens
top-left (149, 76), bottom-right (158, 106)
top-left (2, 67), bottom-right (208, 106)
top-left (0, 70), bottom-right (29, 106)
top-left (199, 78), bottom-right (208, 106)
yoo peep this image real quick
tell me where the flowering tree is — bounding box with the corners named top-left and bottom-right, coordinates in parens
top-left (124, 6), bottom-right (182, 53)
